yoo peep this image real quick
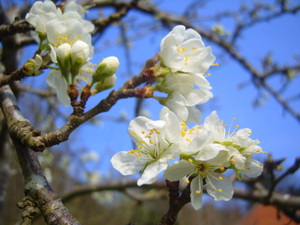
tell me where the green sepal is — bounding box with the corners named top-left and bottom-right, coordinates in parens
top-left (70, 57), bottom-right (84, 81)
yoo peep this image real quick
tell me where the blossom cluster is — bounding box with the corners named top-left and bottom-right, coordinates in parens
top-left (153, 25), bottom-right (216, 123)
top-left (26, 0), bottom-right (265, 211)
top-left (111, 25), bottom-right (266, 210)
top-left (26, 0), bottom-right (119, 106)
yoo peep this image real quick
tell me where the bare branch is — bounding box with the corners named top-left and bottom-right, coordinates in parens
top-left (0, 19), bottom-right (32, 40)
top-left (0, 54), bottom-right (159, 152)
top-left (0, 68), bottom-right (27, 88)
top-left (61, 180), bottom-right (300, 210)
top-left (11, 136), bottom-right (81, 225)
top-left (92, 0), bottom-right (139, 34)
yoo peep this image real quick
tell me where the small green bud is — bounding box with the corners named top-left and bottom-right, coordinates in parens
top-left (70, 56), bottom-right (83, 79)
top-left (70, 40), bottom-right (90, 79)
top-left (22, 54), bottom-right (43, 76)
top-left (91, 56), bottom-right (119, 86)
top-left (91, 75), bottom-right (117, 95)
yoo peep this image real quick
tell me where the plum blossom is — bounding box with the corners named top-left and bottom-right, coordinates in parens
top-left (161, 110), bottom-right (265, 209)
top-left (46, 18), bottom-right (93, 54)
top-left (164, 154), bottom-right (233, 210)
top-left (158, 92), bottom-right (202, 124)
top-left (111, 107), bottom-right (181, 186)
top-left (63, 0), bottom-right (95, 33)
top-left (154, 25), bottom-right (216, 121)
top-left (25, 0), bottom-right (62, 34)
top-left (179, 111), bottom-right (265, 169)
top-left (160, 25), bottom-right (216, 73)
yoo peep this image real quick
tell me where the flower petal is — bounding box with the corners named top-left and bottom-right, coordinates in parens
top-left (242, 158), bottom-right (263, 177)
top-left (206, 172), bottom-right (233, 201)
top-left (194, 143), bottom-right (224, 161)
top-left (163, 160), bottom-right (194, 181)
top-left (111, 151), bottom-right (145, 176)
top-left (137, 160), bottom-right (167, 186)
top-left (47, 70), bottom-right (70, 106)
top-left (190, 175), bottom-right (203, 210)
top-left (128, 116), bottom-right (152, 143)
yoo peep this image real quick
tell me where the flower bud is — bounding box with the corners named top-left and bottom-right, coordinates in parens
top-left (22, 54), bottom-right (43, 76)
top-left (91, 56), bottom-right (119, 86)
top-left (91, 74), bottom-right (116, 95)
top-left (50, 43), bottom-right (71, 78)
top-left (70, 40), bottom-right (90, 77)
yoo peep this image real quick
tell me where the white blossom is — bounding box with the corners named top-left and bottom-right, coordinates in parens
top-left (25, 0), bottom-right (62, 34)
top-left (63, 0), bottom-right (95, 33)
top-left (160, 25), bottom-right (216, 73)
top-left (161, 92), bottom-right (202, 124)
top-left (164, 154), bottom-right (233, 210)
top-left (155, 25), bottom-right (215, 119)
top-left (179, 111), bottom-right (264, 178)
top-left (162, 71), bottom-right (213, 106)
top-left (46, 18), bottom-right (92, 51)
top-left (111, 107), bottom-right (181, 186)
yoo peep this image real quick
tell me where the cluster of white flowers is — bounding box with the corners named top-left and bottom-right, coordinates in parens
top-left (153, 25), bottom-right (216, 123)
top-left (26, 0), bottom-right (265, 211)
top-left (26, 0), bottom-right (119, 106)
top-left (111, 25), bottom-right (266, 210)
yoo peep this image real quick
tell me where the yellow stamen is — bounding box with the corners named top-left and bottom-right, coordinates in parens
top-left (181, 130), bottom-right (186, 137)
top-left (195, 190), bottom-right (201, 195)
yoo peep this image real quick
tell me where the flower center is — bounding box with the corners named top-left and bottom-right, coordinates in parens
top-left (128, 129), bottom-right (165, 161)
top-left (55, 34), bottom-right (83, 47)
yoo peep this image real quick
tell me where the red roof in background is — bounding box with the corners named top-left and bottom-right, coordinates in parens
top-left (235, 204), bottom-right (299, 225)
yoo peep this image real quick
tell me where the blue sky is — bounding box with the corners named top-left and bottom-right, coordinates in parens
top-left (18, 0), bottom-right (300, 180)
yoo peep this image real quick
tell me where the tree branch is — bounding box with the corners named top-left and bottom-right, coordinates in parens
top-left (0, 53), bottom-right (159, 152)
top-left (0, 19), bottom-right (32, 41)
top-left (12, 136), bottom-right (81, 225)
top-left (61, 179), bottom-right (300, 211)
top-left (0, 68), bottom-right (27, 88)
top-left (92, 0), bottom-right (139, 34)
